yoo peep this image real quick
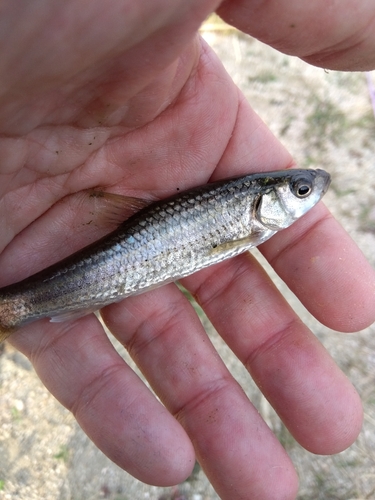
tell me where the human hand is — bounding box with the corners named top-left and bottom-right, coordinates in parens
top-left (1, 1), bottom-right (374, 499)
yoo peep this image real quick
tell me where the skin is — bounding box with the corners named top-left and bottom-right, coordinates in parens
top-left (1, 0), bottom-right (375, 498)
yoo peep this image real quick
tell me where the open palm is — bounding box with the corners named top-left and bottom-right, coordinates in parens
top-left (1, 1), bottom-right (375, 499)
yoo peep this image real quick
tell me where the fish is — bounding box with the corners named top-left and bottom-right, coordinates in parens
top-left (0, 168), bottom-right (330, 342)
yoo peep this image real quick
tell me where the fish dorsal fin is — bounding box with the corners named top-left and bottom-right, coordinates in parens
top-left (85, 190), bottom-right (153, 227)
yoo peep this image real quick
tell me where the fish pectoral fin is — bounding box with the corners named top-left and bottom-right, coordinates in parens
top-left (86, 190), bottom-right (153, 227)
top-left (49, 307), bottom-right (98, 323)
top-left (209, 234), bottom-right (260, 255)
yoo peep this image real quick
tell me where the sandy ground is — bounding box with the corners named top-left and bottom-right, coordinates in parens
top-left (1, 20), bottom-right (375, 500)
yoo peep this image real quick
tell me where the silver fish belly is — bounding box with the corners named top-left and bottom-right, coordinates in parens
top-left (0, 168), bottom-right (330, 341)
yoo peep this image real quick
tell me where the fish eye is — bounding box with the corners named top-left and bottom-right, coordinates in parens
top-left (291, 178), bottom-right (313, 198)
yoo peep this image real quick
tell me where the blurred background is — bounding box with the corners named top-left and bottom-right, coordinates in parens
top-left (1, 14), bottom-right (375, 500)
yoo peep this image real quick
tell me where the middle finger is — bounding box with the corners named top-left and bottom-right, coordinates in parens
top-left (102, 283), bottom-right (298, 499)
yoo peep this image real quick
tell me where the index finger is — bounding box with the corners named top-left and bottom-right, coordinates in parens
top-left (217, 0), bottom-right (375, 70)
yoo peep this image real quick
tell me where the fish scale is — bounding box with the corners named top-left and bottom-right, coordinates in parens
top-left (0, 168), bottom-right (330, 341)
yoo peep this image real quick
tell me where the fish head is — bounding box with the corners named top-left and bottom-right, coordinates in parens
top-left (255, 168), bottom-right (331, 230)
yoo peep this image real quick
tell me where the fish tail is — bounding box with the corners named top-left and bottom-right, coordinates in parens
top-left (0, 297), bottom-right (17, 343)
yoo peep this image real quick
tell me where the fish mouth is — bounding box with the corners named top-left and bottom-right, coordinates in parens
top-left (315, 168), bottom-right (331, 196)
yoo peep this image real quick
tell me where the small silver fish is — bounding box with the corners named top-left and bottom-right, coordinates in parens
top-left (0, 169), bottom-right (330, 342)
